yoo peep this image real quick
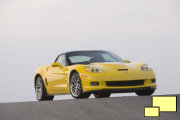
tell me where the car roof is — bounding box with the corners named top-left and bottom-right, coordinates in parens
top-left (61, 50), bottom-right (109, 55)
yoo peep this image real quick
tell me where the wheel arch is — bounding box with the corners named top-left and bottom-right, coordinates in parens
top-left (69, 69), bottom-right (78, 81)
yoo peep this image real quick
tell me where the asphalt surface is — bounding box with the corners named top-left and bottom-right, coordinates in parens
top-left (0, 94), bottom-right (179, 120)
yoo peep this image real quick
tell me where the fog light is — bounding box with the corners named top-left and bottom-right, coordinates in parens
top-left (91, 82), bottom-right (99, 86)
top-left (151, 79), bottom-right (156, 83)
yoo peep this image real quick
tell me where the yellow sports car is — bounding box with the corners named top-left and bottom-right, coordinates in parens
top-left (34, 50), bottom-right (156, 101)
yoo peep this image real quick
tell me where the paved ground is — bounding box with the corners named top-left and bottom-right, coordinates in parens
top-left (0, 94), bottom-right (179, 120)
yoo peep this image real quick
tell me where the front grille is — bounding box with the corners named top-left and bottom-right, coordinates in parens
top-left (106, 80), bottom-right (144, 87)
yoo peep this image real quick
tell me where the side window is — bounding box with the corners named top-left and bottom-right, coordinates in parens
top-left (101, 54), bottom-right (117, 62)
top-left (56, 55), bottom-right (66, 67)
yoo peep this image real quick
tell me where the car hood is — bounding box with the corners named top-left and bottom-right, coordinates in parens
top-left (86, 62), bottom-right (143, 73)
top-left (90, 62), bottom-right (130, 70)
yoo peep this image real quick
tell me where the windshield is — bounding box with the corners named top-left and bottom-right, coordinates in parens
top-left (66, 51), bottom-right (124, 65)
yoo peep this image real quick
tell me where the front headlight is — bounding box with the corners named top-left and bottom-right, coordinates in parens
top-left (141, 64), bottom-right (152, 71)
top-left (85, 66), bottom-right (105, 73)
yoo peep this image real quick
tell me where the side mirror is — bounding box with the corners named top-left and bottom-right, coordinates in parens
top-left (124, 59), bottom-right (131, 63)
top-left (51, 62), bottom-right (63, 68)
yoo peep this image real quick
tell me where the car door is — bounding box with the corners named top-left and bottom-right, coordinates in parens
top-left (45, 55), bottom-right (68, 91)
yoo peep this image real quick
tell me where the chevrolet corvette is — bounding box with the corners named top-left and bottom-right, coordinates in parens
top-left (34, 50), bottom-right (156, 101)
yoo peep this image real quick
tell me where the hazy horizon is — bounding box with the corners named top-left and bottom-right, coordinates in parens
top-left (0, 0), bottom-right (180, 103)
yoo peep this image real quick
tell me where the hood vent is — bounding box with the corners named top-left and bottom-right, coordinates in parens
top-left (117, 69), bottom-right (128, 71)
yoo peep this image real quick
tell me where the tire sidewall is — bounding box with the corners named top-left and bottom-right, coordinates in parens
top-left (35, 76), bottom-right (47, 100)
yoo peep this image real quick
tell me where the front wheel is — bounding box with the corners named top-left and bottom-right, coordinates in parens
top-left (93, 92), bottom-right (111, 98)
top-left (35, 76), bottom-right (54, 101)
top-left (135, 88), bottom-right (155, 96)
top-left (70, 72), bottom-right (91, 99)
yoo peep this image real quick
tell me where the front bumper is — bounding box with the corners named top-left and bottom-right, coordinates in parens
top-left (81, 71), bottom-right (157, 92)
top-left (84, 87), bottom-right (156, 93)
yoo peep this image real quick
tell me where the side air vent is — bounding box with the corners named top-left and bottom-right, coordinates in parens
top-left (45, 78), bottom-right (48, 85)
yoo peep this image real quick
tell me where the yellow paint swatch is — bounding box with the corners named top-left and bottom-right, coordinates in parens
top-left (153, 96), bottom-right (177, 112)
top-left (145, 107), bottom-right (159, 117)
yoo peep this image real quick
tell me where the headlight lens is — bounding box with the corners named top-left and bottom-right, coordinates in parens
top-left (85, 66), bottom-right (104, 73)
top-left (141, 64), bottom-right (152, 71)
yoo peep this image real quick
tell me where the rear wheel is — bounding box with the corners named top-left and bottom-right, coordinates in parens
top-left (93, 92), bottom-right (111, 98)
top-left (35, 76), bottom-right (54, 101)
top-left (70, 72), bottom-right (91, 99)
top-left (135, 88), bottom-right (155, 96)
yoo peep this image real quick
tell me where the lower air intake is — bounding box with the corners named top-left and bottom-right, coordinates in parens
top-left (106, 80), bottom-right (144, 87)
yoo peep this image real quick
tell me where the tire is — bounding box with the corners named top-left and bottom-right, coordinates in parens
top-left (35, 76), bottom-right (54, 101)
top-left (93, 92), bottom-right (111, 98)
top-left (70, 72), bottom-right (91, 99)
top-left (135, 88), bottom-right (155, 96)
